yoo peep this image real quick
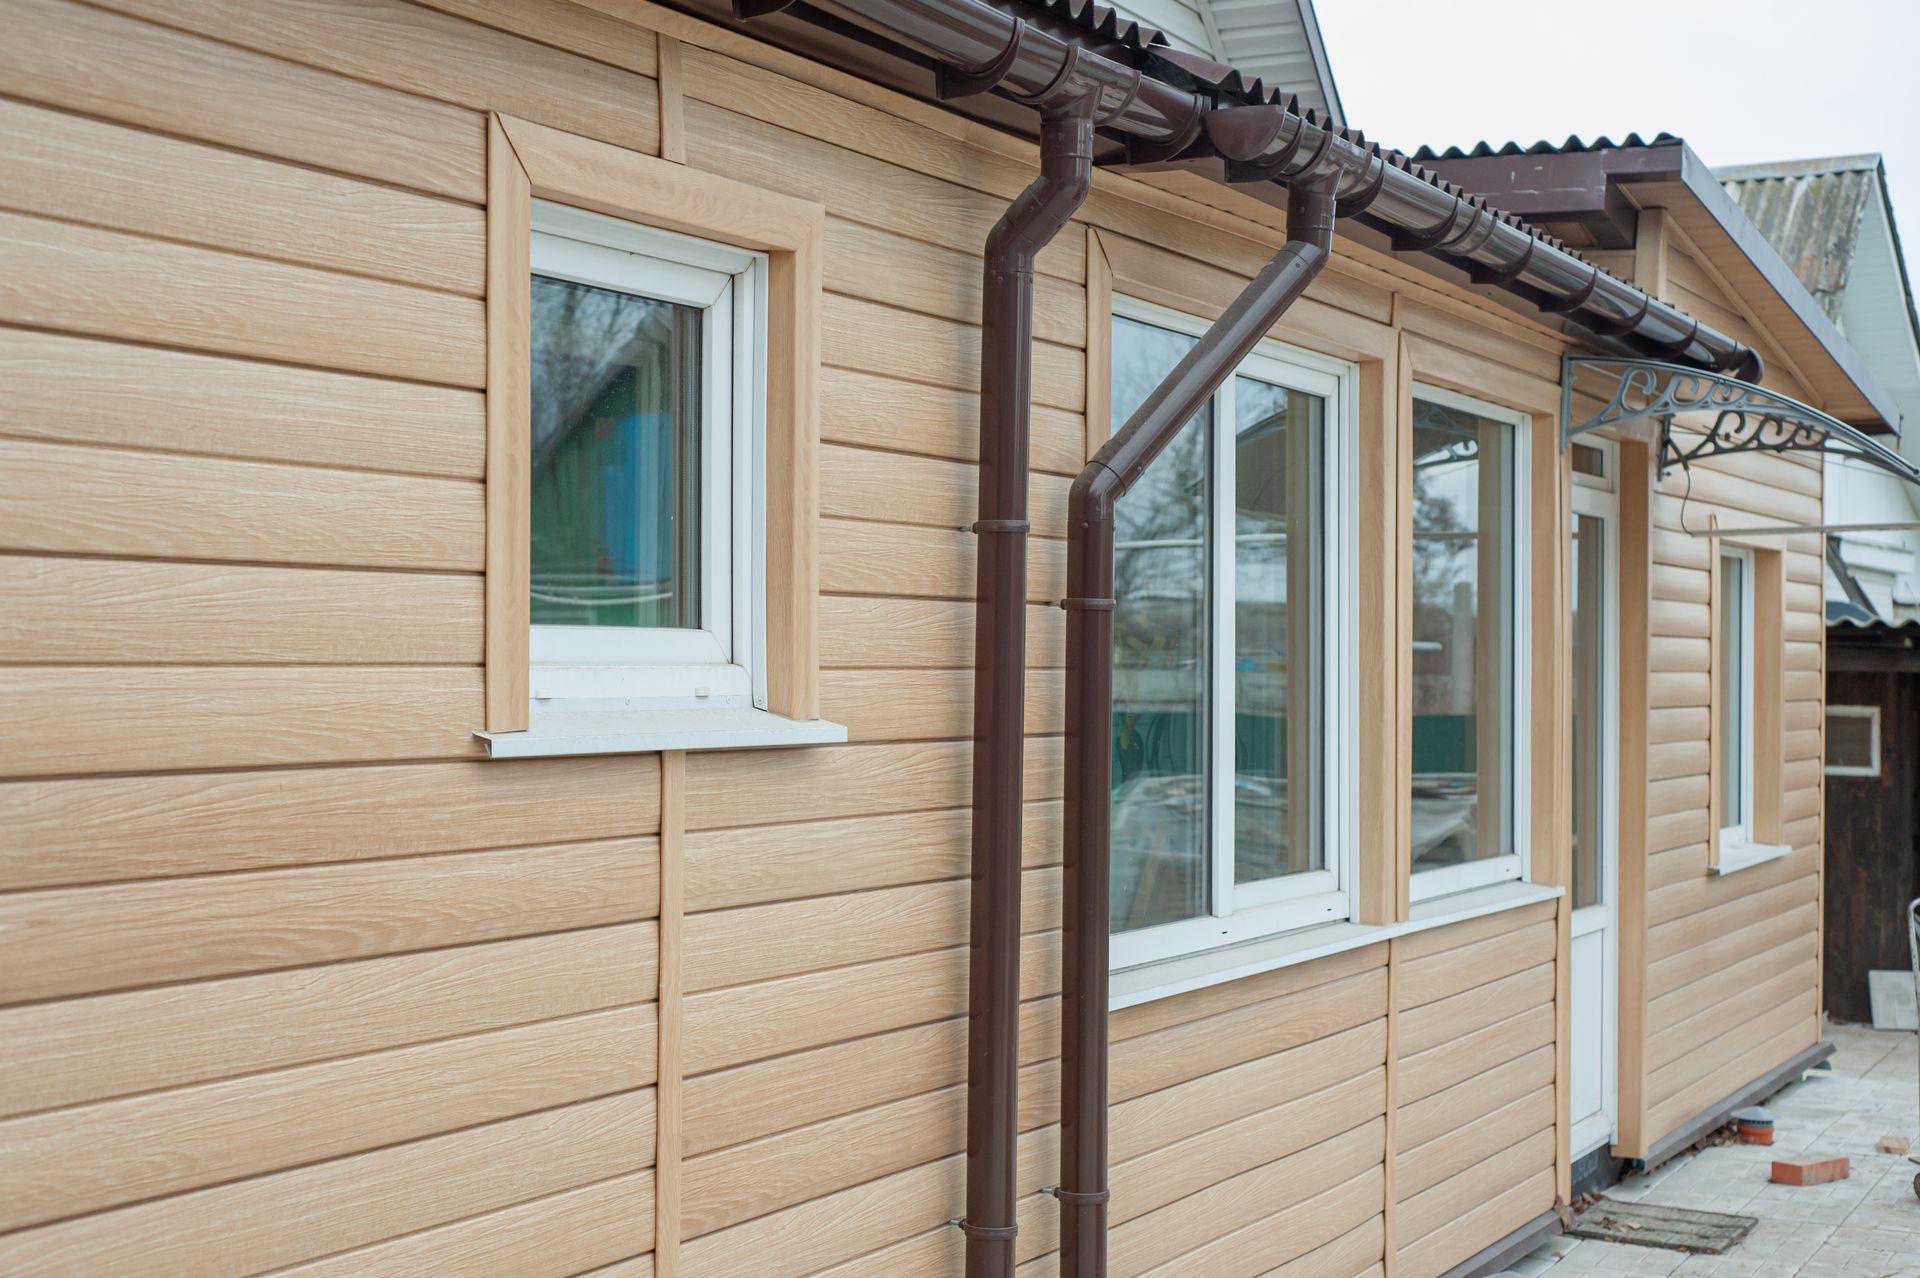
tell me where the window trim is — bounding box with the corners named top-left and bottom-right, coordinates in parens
top-left (480, 113), bottom-right (840, 754)
top-left (1407, 382), bottom-right (1533, 903)
top-left (1107, 295), bottom-right (1361, 972)
top-left (1709, 538), bottom-right (1788, 871)
top-left (1825, 704), bottom-right (1882, 777)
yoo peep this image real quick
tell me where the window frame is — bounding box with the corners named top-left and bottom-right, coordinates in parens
top-left (1107, 295), bottom-right (1361, 972)
top-left (1406, 382), bottom-right (1533, 903)
top-left (1825, 704), bottom-right (1882, 777)
top-left (525, 201), bottom-right (769, 710)
top-left (479, 112), bottom-right (840, 755)
top-left (1717, 545), bottom-right (1757, 846)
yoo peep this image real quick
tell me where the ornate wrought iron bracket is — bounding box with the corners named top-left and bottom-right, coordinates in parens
top-left (1559, 356), bottom-right (1919, 483)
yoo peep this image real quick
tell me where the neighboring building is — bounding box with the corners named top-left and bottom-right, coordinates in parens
top-left (1719, 155), bottom-right (1920, 1025)
top-left (1722, 155), bottom-right (1920, 621)
top-left (1110, 0), bottom-right (1344, 122)
top-left (0, 5), bottom-right (1898, 1278)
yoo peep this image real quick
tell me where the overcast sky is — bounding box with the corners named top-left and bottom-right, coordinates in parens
top-left (1315, 0), bottom-right (1920, 272)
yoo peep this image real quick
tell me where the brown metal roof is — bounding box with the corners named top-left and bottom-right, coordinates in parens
top-left (1414, 131), bottom-right (1899, 430)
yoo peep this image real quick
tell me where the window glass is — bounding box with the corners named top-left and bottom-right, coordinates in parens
top-left (1827, 707), bottom-right (1879, 775)
top-left (1719, 551), bottom-right (1748, 828)
top-left (1111, 316), bottom-right (1208, 933)
top-left (1109, 312), bottom-right (1337, 946)
top-left (1233, 375), bottom-right (1323, 887)
top-left (1410, 397), bottom-right (1516, 874)
top-left (1571, 512), bottom-right (1604, 910)
top-left (529, 273), bottom-right (703, 630)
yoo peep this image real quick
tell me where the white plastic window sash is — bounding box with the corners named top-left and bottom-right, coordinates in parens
top-left (1108, 295), bottom-right (1359, 969)
top-left (1408, 382), bottom-right (1532, 902)
top-left (526, 200), bottom-right (768, 709)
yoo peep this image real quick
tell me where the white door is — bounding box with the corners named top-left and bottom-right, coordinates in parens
top-left (1570, 449), bottom-right (1620, 1158)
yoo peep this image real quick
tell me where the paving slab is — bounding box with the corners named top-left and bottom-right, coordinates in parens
top-left (1522, 1020), bottom-right (1920, 1275)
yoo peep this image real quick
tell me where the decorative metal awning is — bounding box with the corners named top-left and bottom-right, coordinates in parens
top-left (1560, 356), bottom-right (1919, 483)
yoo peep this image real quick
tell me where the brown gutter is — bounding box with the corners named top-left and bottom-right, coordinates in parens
top-left (1057, 175), bottom-right (1340, 1278)
top-left (739, 0), bottom-right (1761, 378)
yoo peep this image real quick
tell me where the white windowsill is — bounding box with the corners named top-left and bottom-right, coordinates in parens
top-left (476, 706), bottom-right (847, 758)
top-left (1110, 879), bottom-right (1564, 1010)
top-left (1712, 838), bottom-right (1793, 876)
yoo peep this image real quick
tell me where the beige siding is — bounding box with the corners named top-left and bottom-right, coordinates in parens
top-left (0, 0), bottom-right (664, 1272)
top-left (0, 0), bottom-right (1832, 1272)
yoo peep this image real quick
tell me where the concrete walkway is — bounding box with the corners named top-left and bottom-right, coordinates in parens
top-left (1513, 1020), bottom-right (1920, 1277)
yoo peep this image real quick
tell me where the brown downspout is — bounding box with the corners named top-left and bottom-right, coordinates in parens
top-left (1057, 175), bottom-right (1341, 1278)
top-left (961, 78), bottom-right (1103, 1278)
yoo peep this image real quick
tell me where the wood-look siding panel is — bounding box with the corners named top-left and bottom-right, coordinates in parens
top-left (821, 366), bottom-right (1086, 477)
top-left (0, 666), bottom-right (484, 777)
top-left (0, 212), bottom-right (486, 387)
top-left (0, 97), bottom-right (484, 294)
top-left (820, 442), bottom-right (1072, 535)
top-left (3, 0), bottom-right (485, 201)
top-left (684, 739), bottom-right (1062, 832)
top-left (824, 216), bottom-right (1084, 348)
top-left (1397, 963), bottom-right (1555, 1059)
top-left (1, 1092), bottom-right (655, 1277)
top-left (820, 597), bottom-right (1065, 670)
top-left (0, 756), bottom-right (662, 889)
top-left (1397, 1045), bottom-right (1555, 1153)
top-left (269, 1167), bottom-right (655, 1278)
top-left (820, 666), bottom-right (1064, 742)
top-left (684, 868), bottom-right (1055, 993)
top-left (0, 924), bottom-right (656, 1118)
top-left (0, 439), bottom-right (484, 571)
top-left (86, 0), bottom-right (659, 153)
top-left (1397, 1003), bottom-right (1556, 1107)
top-left (0, 841), bottom-right (660, 1002)
top-left (1111, 1071), bottom-right (1384, 1228)
top-left (1111, 1021), bottom-right (1386, 1165)
top-left (0, 555), bottom-right (481, 666)
top-left (683, 802), bottom-right (1057, 913)
top-left (823, 292), bottom-right (1082, 413)
top-left (1394, 922), bottom-right (1555, 1011)
top-left (0, 329), bottom-right (486, 478)
top-left (1395, 1084), bottom-right (1554, 1202)
top-left (684, 99), bottom-right (1083, 283)
top-left (818, 517), bottom-right (1067, 603)
top-left (0, 1005), bottom-right (654, 1231)
top-left (1112, 970), bottom-right (1388, 1102)
top-left (1109, 1119), bottom-right (1384, 1277)
top-left (1119, 1160), bottom-right (1384, 1278)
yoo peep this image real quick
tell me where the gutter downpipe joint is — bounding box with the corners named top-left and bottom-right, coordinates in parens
top-left (1059, 175), bottom-right (1341, 1278)
top-left (956, 35), bottom-right (1116, 1277)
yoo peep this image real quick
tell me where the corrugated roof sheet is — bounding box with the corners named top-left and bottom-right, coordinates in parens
top-left (1721, 162), bottom-right (1878, 323)
top-left (1023, 0), bottom-right (1169, 51)
top-left (1412, 132), bottom-right (1682, 162)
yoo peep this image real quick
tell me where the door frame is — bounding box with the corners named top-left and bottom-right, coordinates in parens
top-left (1571, 453), bottom-right (1621, 1159)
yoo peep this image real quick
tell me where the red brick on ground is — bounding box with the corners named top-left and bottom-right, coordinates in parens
top-left (1769, 1154), bottom-right (1850, 1186)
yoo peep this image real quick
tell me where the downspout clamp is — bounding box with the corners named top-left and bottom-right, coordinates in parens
top-left (1058, 175), bottom-right (1340, 1278)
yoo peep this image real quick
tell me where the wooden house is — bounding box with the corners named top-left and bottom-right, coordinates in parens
top-left (0, 3), bottom-right (1900, 1275)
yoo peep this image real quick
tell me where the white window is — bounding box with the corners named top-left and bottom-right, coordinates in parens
top-left (1717, 546), bottom-right (1755, 843)
top-left (1826, 705), bottom-right (1882, 776)
top-left (1408, 385), bottom-right (1530, 900)
top-left (1106, 298), bottom-right (1359, 970)
top-left (526, 201), bottom-right (767, 713)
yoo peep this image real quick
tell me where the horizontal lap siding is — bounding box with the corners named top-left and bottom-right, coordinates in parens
top-left (1640, 408), bottom-right (1823, 1148)
top-left (0, 0), bottom-right (664, 1273)
top-left (0, 2), bottom-right (1604, 1275)
top-left (1391, 905), bottom-right (1560, 1278)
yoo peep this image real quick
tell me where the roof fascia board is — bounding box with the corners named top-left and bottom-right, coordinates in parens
top-left (1657, 142), bottom-right (1900, 432)
top-left (1430, 138), bottom-right (1897, 430)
